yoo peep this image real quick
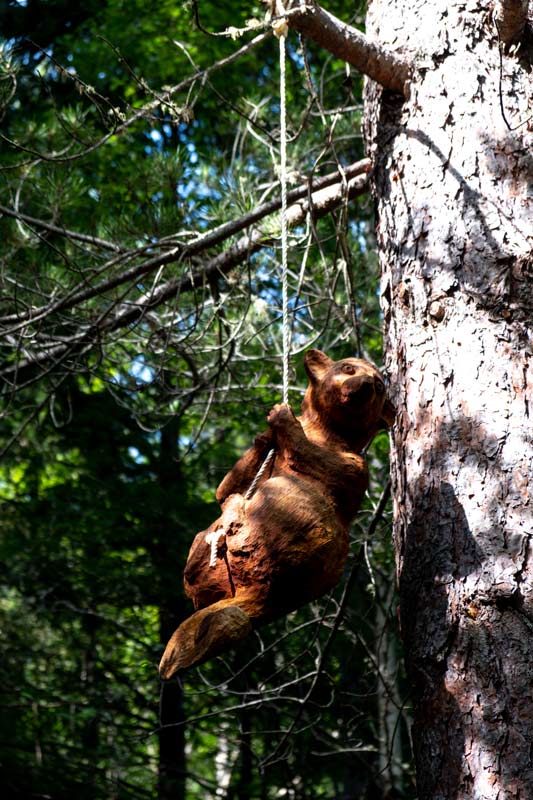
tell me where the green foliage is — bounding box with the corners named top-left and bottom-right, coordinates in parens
top-left (0, 1), bottom-right (414, 798)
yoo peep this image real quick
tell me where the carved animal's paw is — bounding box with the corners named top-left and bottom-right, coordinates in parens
top-left (267, 403), bottom-right (295, 428)
top-left (254, 429), bottom-right (274, 449)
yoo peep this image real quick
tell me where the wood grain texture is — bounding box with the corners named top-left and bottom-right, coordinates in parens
top-left (159, 349), bottom-right (395, 679)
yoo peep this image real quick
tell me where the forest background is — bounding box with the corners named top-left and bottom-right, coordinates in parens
top-left (0, 1), bottom-right (410, 798)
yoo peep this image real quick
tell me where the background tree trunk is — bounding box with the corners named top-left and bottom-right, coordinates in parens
top-left (156, 416), bottom-right (187, 800)
top-left (364, 0), bottom-right (533, 797)
top-left (375, 572), bottom-right (404, 798)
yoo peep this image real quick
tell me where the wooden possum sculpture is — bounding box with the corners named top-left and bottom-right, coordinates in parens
top-left (159, 349), bottom-right (395, 680)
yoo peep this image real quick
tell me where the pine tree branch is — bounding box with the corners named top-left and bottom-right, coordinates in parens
top-left (1, 31), bottom-right (272, 167)
top-left (493, 0), bottom-right (530, 48)
top-left (0, 170), bottom-right (369, 381)
top-left (185, 169), bottom-right (369, 286)
top-left (0, 159), bottom-right (370, 331)
top-left (100, 171), bottom-right (368, 336)
top-left (0, 203), bottom-right (125, 253)
top-left (284, 1), bottom-right (412, 96)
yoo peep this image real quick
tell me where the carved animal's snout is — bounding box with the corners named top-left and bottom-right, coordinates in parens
top-left (341, 374), bottom-right (382, 405)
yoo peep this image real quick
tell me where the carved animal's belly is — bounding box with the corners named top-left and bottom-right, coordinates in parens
top-left (184, 475), bottom-right (350, 621)
top-left (235, 475), bottom-right (349, 618)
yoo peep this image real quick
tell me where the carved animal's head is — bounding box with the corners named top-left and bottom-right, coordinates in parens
top-left (302, 349), bottom-right (395, 448)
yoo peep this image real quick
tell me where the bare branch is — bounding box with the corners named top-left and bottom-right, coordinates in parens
top-left (0, 31), bottom-right (271, 168)
top-left (284, 1), bottom-right (412, 96)
top-left (0, 160), bottom-right (370, 331)
top-left (1, 170), bottom-right (369, 380)
top-left (0, 203), bottom-right (124, 253)
top-left (493, 0), bottom-right (530, 49)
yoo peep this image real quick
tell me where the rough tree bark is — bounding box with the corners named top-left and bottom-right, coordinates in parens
top-left (288, 0), bottom-right (532, 795)
top-left (362, 1), bottom-right (533, 797)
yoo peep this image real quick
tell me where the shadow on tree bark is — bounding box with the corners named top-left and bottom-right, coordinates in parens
top-left (397, 409), bottom-right (533, 798)
top-left (400, 479), bottom-right (482, 799)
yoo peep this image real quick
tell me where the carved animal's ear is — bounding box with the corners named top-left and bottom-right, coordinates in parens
top-left (380, 397), bottom-right (396, 428)
top-left (304, 349), bottom-right (333, 383)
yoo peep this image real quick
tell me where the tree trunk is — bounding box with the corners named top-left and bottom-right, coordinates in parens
top-left (156, 416), bottom-right (187, 800)
top-left (364, 1), bottom-right (533, 797)
top-left (158, 611), bottom-right (187, 800)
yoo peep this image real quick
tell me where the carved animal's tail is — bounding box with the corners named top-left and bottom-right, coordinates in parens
top-left (159, 597), bottom-right (254, 680)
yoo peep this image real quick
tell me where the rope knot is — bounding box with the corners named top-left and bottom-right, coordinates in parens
top-left (205, 528), bottom-right (226, 568)
top-left (272, 0), bottom-right (288, 38)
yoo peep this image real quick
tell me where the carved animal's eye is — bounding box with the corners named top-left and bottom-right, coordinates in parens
top-left (341, 363), bottom-right (356, 375)
top-left (375, 381), bottom-right (385, 395)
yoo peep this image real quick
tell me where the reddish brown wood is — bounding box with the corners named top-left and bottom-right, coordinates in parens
top-left (159, 349), bottom-right (395, 679)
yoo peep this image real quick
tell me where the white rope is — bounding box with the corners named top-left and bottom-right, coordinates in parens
top-left (220, 9), bottom-right (291, 523)
top-left (242, 5), bottom-right (291, 503)
top-left (205, 528), bottom-right (226, 568)
top-left (244, 447), bottom-right (275, 500)
top-left (278, 22), bottom-right (290, 407)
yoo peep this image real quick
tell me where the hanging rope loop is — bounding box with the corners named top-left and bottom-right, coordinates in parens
top-left (210, 8), bottom-right (291, 554)
top-left (205, 528), bottom-right (226, 568)
top-left (243, 1), bottom-right (291, 499)
top-left (278, 23), bottom-right (290, 406)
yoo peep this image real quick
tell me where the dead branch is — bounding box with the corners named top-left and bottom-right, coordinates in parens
top-left (0, 159), bottom-right (370, 332)
top-left (0, 203), bottom-right (125, 253)
top-left (1, 170), bottom-right (369, 382)
top-left (284, 1), bottom-right (412, 96)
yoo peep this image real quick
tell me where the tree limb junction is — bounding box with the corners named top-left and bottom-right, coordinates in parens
top-left (1, 170), bottom-right (369, 379)
top-left (284, 1), bottom-right (412, 96)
